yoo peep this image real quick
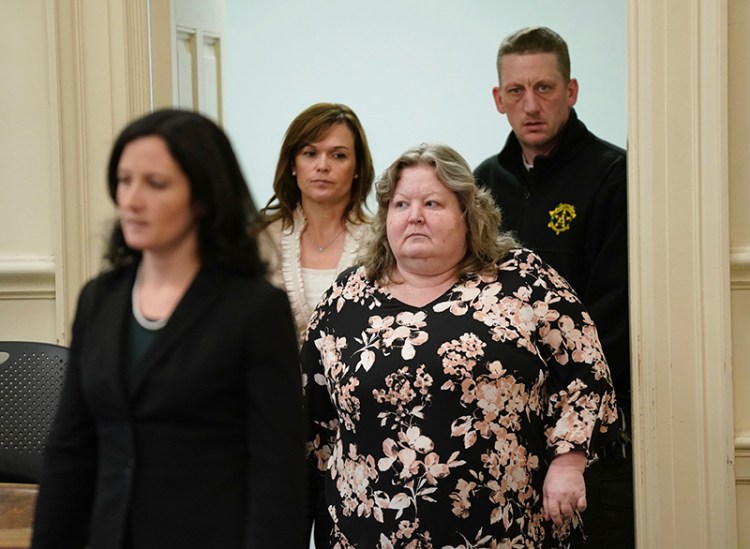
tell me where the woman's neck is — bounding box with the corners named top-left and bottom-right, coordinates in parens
top-left (136, 249), bottom-right (201, 320)
top-left (300, 200), bottom-right (347, 233)
top-left (387, 264), bottom-right (459, 308)
top-left (299, 201), bottom-right (348, 269)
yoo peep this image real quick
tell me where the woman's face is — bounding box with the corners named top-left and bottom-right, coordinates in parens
top-left (294, 123), bottom-right (357, 209)
top-left (116, 135), bottom-right (200, 257)
top-left (386, 164), bottom-right (467, 276)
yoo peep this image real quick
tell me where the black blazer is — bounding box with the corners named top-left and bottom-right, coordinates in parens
top-left (31, 263), bottom-right (305, 549)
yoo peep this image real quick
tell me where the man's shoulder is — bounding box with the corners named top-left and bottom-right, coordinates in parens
top-left (577, 134), bottom-right (628, 186)
top-left (474, 152), bottom-right (500, 175)
top-left (545, 121), bottom-right (627, 184)
top-left (474, 152), bottom-right (517, 183)
top-left (569, 115), bottom-right (626, 162)
top-left (585, 131), bottom-right (627, 161)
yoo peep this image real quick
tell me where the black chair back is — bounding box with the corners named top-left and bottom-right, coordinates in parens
top-left (0, 341), bottom-right (69, 483)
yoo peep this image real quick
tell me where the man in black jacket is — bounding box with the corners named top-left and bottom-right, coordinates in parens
top-left (474, 26), bottom-right (632, 548)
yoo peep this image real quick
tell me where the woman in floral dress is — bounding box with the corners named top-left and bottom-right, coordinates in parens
top-left (302, 143), bottom-right (619, 548)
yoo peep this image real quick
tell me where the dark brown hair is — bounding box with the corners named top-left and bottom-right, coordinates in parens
top-left (260, 103), bottom-right (374, 227)
top-left (105, 109), bottom-right (263, 276)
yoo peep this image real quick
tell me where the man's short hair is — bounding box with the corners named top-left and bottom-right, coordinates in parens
top-left (496, 26), bottom-right (571, 83)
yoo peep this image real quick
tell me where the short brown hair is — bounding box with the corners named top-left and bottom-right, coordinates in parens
top-left (496, 26), bottom-right (571, 84)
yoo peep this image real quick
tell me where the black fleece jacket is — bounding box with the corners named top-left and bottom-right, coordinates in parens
top-left (474, 110), bottom-right (630, 409)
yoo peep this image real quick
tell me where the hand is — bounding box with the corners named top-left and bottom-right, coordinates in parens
top-left (543, 450), bottom-right (587, 526)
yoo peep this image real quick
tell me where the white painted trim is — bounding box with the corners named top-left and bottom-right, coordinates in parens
top-left (730, 247), bottom-right (750, 288)
top-left (124, 0), bottom-right (152, 116)
top-left (0, 257), bottom-right (56, 299)
top-left (629, 0), bottom-right (736, 547)
top-left (735, 430), bottom-right (750, 450)
top-left (46, 0), bottom-right (66, 342)
top-left (735, 431), bottom-right (750, 484)
top-left (51, 0), bottom-right (145, 342)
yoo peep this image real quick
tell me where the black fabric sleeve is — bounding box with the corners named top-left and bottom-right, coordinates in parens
top-left (243, 286), bottom-right (307, 548)
top-left (31, 281), bottom-right (100, 549)
top-left (582, 156), bottom-right (631, 405)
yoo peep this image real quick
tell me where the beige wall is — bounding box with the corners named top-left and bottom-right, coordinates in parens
top-left (0, 0), bottom-right (747, 547)
top-left (0, 0), bottom-right (150, 343)
top-left (0, 2), bottom-right (59, 342)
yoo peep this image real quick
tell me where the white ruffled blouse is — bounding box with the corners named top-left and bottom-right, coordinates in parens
top-left (258, 207), bottom-right (368, 343)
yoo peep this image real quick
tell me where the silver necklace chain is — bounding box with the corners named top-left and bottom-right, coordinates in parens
top-left (131, 264), bottom-right (169, 330)
top-left (310, 227), bottom-right (345, 253)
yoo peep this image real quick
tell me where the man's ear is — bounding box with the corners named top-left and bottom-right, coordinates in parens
top-left (492, 86), bottom-right (506, 114)
top-left (567, 78), bottom-right (579, 107)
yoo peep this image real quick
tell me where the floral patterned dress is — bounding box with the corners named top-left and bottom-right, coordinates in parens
top-left (302, 249), bottom-right (619, 549)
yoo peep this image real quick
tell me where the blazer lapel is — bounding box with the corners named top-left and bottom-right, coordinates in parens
top-left (128, 263), bottom-right (223, 398)
top-left (86, 267), bottom-right (137, 411)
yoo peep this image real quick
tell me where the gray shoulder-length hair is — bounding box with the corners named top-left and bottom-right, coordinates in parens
top-left (359, 143), bottom-right (518, 284)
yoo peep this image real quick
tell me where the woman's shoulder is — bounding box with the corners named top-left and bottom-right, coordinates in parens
top-left (335, 263), bottom-right (366, 284)
top-left (257, 221), bottom-right (280, 255)
top-left (491, 247), bottom-right (548, 284)
top-left (497, 247), bottom-right (579, 295)
top-left (257, 217), bottom-right (286, 250)
top-left (346, 219), bottom-right (371, 239)
top-left (256, 218), bottom-right (289, 282)
top-left (72, 265), bottom-right (135, 320)
top-left (497, 247), bottom-right (549, 271)
top-left (257, 216), bottom-right (303, 291)
top-left (321, 265), bottom-right (372, 303)
top-left (85, 265), bottom-right (135, 293)
top-left (204, 266), bottom-right (291, 313)
top-left (210, 263), bottom-right (276, 290)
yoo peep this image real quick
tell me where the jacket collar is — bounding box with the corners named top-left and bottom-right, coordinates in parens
top-left (498, 108), bottom-right (591, 174)
top-left (126, 262), bottom-right (223, 398)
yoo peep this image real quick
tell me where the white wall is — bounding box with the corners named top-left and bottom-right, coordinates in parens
top-left (223, 0), bottom-right (627, 210)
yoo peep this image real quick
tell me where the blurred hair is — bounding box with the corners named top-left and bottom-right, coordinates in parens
top-left (496, 26), bottom-right (571, 83)
top-left (359, 143), bottom-right (517, 283)
top-left (260, 103), bottom-right (374, 227)
top-left (105, 108), bottom-right (264, 276)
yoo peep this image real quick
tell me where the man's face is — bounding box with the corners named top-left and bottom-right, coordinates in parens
top-left (493, 52), bottom-right (578, 162)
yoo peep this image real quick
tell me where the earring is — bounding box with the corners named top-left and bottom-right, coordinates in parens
top-left (292, 170), bottom-right (296, 176)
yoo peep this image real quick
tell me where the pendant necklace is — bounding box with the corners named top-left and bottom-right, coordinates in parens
top-left (131, 263), bottom-right (169, 330)
top-left (310, 227), bottom-right (345, 253)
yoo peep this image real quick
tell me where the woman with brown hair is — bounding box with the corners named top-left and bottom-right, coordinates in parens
top-left (258, 103), bottom-right (374, 342)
